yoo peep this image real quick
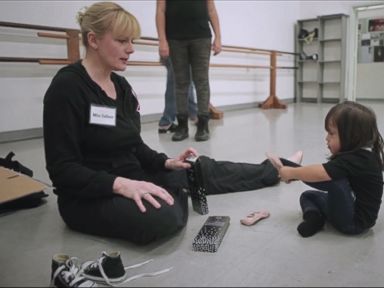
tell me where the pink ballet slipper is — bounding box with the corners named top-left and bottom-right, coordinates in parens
top-left (240, 210), bottom-right (270, 226)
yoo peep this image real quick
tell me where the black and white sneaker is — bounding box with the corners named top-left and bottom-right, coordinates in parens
top-left (158, 123), bottom-right (178, 134)
top-left (81, 251), bottom-right (126, 284)
top-left (81, 251), bottom-right (173, 286)
top-left (50, 254), bottom-right (96, 287)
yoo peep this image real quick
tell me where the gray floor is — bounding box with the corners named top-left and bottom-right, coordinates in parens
top-left (1, 102), bottom-right (384, 287)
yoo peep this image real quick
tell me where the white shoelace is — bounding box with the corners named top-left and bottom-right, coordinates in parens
top-left (81, 255), bottom-right (173, 286)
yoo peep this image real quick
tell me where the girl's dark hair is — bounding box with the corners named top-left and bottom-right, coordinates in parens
top-left (325, 101), bottom-right (384, 168)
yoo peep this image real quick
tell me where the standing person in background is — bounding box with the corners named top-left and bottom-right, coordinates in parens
top-left (156, 0), bottom-right (222, 142)
top-left (268, 101), bottom-right (384, 238)
top-left (158, 56), bottom-right (198, 134)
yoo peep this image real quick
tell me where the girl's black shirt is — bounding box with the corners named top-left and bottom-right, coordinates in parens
top-left (323, 149), bottom-right (383, 229)
top-left (43, 61), bottom-right (168, 199)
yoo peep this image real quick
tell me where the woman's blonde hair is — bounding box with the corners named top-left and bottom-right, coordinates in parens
top-left (76, 1), bottom-right (141, 47)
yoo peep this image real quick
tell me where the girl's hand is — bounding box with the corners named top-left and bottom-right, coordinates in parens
top-left (165, 147), bottom-right (199, 170)
top-left (113, 177), bottom-right (174, 213)
top-left (279, 167), bottom-right (292, 183)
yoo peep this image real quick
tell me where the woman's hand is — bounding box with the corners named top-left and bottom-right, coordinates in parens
top-left (165, 147), bottom-right (198, 170)
top-left (113, 177), bottom-right (174, 213)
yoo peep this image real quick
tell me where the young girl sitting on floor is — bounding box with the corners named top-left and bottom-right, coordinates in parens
top-left (268, 101), bottom-right (384, 237)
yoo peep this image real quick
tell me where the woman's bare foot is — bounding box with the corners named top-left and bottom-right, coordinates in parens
top-left (287, 150), bottom-right (303, 165)
top-left (265, 152), bottom-right (283, 169)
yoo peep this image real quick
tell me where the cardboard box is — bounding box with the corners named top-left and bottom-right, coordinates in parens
top-left (0, 167), bottom-right (47, 204)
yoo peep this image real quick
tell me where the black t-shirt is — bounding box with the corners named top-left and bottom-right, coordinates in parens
top-left (165, 0), bottom-right (212, 40)
top-left (323, 149), bottom-right (383, 229)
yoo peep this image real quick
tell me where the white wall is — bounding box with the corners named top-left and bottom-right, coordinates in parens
top-left (0, 0), bottom-right (301, 134)
top-left (298, 1), bottom-right (384, 102)
top-left (2, 1), bottom-right (379, 134)
top-left (298, 0), bottom-right (379, 19)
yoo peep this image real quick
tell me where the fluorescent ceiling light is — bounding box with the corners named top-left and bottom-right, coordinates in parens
top-left (356, 4), bottom-right (384, 11)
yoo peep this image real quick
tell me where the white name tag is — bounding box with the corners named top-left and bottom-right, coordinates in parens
top-left (89, 104), bottom-right (116, 126)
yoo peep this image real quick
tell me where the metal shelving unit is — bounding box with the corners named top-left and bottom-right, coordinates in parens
top-left (295, 14), bottom-right (349, 103)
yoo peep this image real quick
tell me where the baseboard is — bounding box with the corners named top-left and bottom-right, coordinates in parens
top-left (141, 112), bottom-right (163, 123)
top-left (0, 128), bottom-right (43, 143)
top-left (0, 100), bottom-right (294, 143)
top-left (356, 98), bottom-right (384, 102)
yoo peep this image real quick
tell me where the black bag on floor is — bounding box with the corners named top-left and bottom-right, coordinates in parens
top-left (0, 152), bottom-right (33, 176)
top-left (0, 152), bottom-right (48, 214)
